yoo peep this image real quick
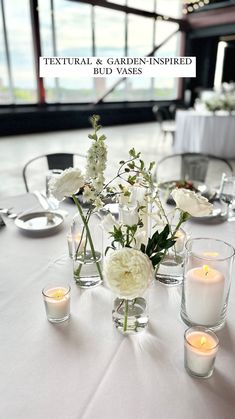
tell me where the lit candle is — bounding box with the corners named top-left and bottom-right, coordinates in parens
top-left (184, 327), bottom-right (219, 378)
top-left (67, 232), bottom-right (86, 259)
top-left (42, 285), bottom-right (71, 323)
top-left (185, 265), bottom-right (225, 325)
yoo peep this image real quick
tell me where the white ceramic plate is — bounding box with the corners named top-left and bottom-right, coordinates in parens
top-left (191, 208), bottom-right (226, 223)
top-left (15, 211), bottom-right (64, 236)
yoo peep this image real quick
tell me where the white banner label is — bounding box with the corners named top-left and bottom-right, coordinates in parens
top-left (39, 56), bottom-right (196, 78)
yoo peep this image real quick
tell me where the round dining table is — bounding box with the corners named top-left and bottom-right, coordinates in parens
top-left (0, 193), bottom-right (235, 419)
top-left (174, 110), bottom-right (235, 158)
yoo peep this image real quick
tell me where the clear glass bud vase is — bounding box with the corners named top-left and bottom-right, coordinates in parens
top-left (155, 225), bottom-right (187, 286)
top-left (112, 297), bottom-right (148, 335)
top-left (71, 211), bottom-right (103, 288)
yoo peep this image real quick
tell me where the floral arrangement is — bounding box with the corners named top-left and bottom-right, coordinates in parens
top-left (50, 114), bottom-right (213, 330)
top-left (204, 82), bottom-right (235, 112)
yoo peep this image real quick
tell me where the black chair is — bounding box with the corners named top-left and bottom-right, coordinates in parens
top-left (23, 152), bottom-right (86, 192)
top-left (154, 153), bottom-right (233, 190)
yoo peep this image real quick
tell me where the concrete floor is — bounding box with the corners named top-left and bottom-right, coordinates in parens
top-left (0, 122), bottom-right (172, 197)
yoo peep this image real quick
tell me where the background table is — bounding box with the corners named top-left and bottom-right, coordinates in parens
top-left (174, 110), bottom-right (235, 158)
top-left (0, 193), bottom-right (235, 419)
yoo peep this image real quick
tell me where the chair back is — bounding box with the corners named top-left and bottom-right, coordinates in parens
top-left (23, 152), bottom-right (86, 192)
top-left (155, 153), bottom-right (233, 189)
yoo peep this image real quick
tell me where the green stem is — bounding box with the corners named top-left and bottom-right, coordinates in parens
top-left (72, 195), bottom-right (104, 281)
top-left (123, 299), bottom-right (129, 332)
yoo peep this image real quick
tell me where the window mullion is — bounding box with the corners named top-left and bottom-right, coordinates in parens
top-left (50, 0), bottom-right (60, 102)
top-left (1, 0), bottom-right (14, 103)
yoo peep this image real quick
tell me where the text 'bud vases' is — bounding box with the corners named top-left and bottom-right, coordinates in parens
top-left (181, 238), bottom-right (235, 331)
top-left (71, 211), bottom-right (103, 288)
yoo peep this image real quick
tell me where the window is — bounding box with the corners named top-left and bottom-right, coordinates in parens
top-left (0, 0), bottom-right (37, 104)
top-left (0, 0), bottom-right (182, 105)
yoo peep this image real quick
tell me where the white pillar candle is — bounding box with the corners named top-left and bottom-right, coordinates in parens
top-left (184, 328), bottom-right (219, 377)
top-left (43, 286), bottom-right (70, 323)
top-left (185, 265), bottom-right (225, 325)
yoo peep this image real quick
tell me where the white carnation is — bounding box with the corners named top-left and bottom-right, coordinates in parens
top-left (104, 247), bottom-right (154, 298)
top-left (171, 188), bottom-right (213, 217)
top-left (49, 167), bottom-right (85, 201)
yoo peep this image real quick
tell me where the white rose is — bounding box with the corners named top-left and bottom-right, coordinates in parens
top-left (171, 188), bottom-right (213, 217)
top-left (104, 247), bottom-right (154, 298)
top-left (49, 168), bottom-right (85, 201)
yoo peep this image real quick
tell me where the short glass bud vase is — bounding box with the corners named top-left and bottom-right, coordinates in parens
top-left (71, 212), bottom-right (103, 288)
top-left (155, 225), bottom-right (187, 286)
top-left (112, 297), bottom-right (148, 335)
top-left (181, 238), bottom-right (235, 331)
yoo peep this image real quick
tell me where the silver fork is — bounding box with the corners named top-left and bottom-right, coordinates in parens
top-left (0, 208), bottom-right (18, 219)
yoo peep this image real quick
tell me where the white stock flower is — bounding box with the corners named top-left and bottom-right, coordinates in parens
top-left (49, 168), bottom-right (84, 201)
top-left (86, 137), bottom-right (107, 184)
top-left (171, 188), bottom-right (213, 217)
top-left (104, 247), bottom-right (154, 298)
top-left (100, 213), bottom-right (119, 233)
top-left (83, 185), bottom-right (96, 202)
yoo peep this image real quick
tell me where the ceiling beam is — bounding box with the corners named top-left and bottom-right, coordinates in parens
top-left (67, 0), bottom-right (183, 27)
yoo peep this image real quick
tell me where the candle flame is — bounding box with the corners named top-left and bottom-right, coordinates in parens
top-left (200, 336), bottom-right (207, 346)
top-left (203, 265), bottom-right (209, 276)
top-left (51, 289), bottom-right (65, 299)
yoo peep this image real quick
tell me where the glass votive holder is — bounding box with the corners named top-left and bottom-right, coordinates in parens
top-left (181, 238), bottom-right (235, 330)
top-left (42, 283), bottom-right (71, 323)
top-left (184, 326), bottom-right (219, 378)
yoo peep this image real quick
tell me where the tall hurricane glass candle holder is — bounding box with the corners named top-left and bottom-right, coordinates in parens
top-left (181, 238), bottom-right (235, 331)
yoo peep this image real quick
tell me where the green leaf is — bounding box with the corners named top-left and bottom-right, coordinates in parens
top-left (140, 243), bottom-right (146, 253)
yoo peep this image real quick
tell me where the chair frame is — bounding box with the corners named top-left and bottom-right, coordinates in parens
top-left (23, 152), bottom-right (86, 192)
top-left (155, 152), bottom-right (233, 183)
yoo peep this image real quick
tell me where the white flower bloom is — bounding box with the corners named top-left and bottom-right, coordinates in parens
top-left (83, 185), bottom-right (96, 202)
top-left (171, 188), bottom-right (213, 217)
top-left (133, 231), bottom-right (146, 250)
top-left (49, 168), bottom-right (85, 201)
top-left (119, 186), bottom-right (136, 206)
top-left (85, 136), bottom-right (107, 184)
top-left (100, 213), bottom-right (119, 233)
top-left (94, 197), bottom-right (104, 210)
top-left (104, 247), bottom-right (154, 298)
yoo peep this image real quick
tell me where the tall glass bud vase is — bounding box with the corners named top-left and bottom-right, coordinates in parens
top-left (134, 178), bottom-right (152, 243)
top-left (181, 238), bottom-right (235, 331)
top-left (72, 211), bottom-right (103, 288)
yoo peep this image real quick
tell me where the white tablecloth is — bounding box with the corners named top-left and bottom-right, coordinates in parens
top-left (174, 110), bottom-right (235, 158)
top-left (0, 194), bottom-right (235, 419)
